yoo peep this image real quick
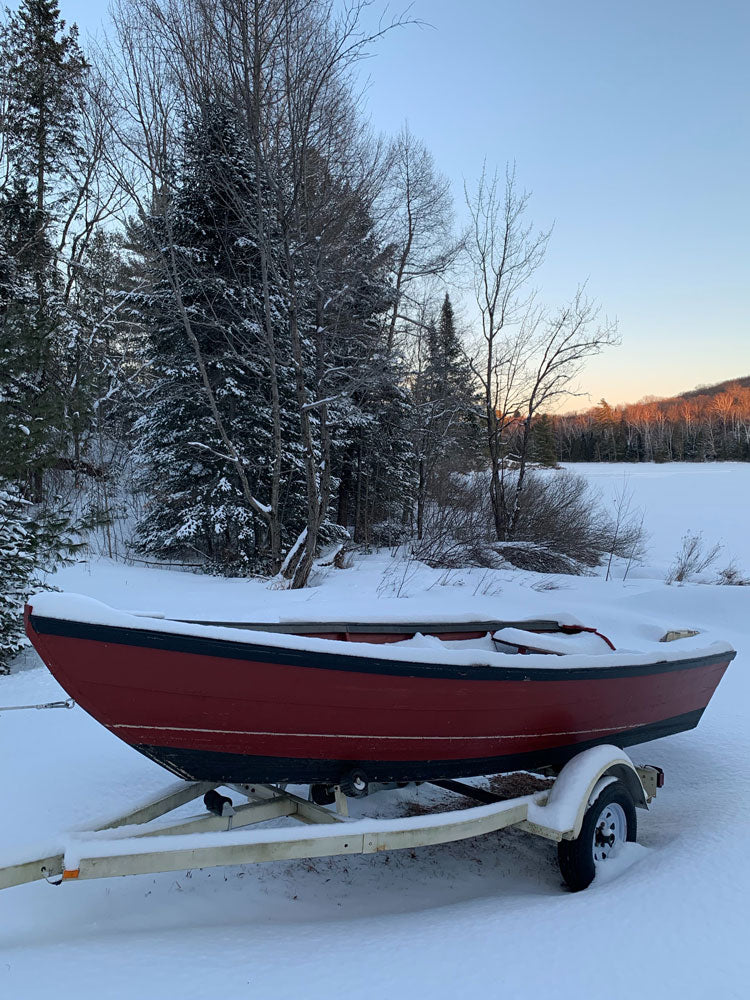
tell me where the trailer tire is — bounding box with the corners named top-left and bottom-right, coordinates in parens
top-left (309, 784), bottom-right (336, 806)
top-left (339, 769), bottom-right (369, 798)
top-left (557, 780), bottom-right (637, 892)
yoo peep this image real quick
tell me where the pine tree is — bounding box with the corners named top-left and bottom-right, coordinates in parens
top-left (65, 230), bottom-right (130, 473)
top-left (337, 349), bottom-right (416, 545)
top-left (0, 0), bottom-right (88, 496)
top-left (1, 0), bottom-right (88, 260)
top-left (412, 293), bottom-right (479, 536)
top-left (0, 178), bottom-right (61, 487)
top-left (424, 295), bottom-right (478, 453)
top-left (0, 4), bottom-right (87, 664)
top-left (592, 399), bottom-right (619, 462)
top-left (130, 103), bottom-right (302, 571)
top-left (432, 296), bottom-right (472, 399)
top-left (300, 165), bottom-right (402, 546)
top-left (530, 413), bottom-right (558, 467)
top-left (0, 480), bottom-right (79, 671)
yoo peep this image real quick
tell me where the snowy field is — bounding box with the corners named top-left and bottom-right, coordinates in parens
top-left (1, 463), bottom-right (749, 1000)
top-left (566, 461), bottom-right (750, 574)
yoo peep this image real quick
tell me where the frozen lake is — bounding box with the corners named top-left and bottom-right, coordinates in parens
top-left (569, 461), bottom-right (750, 574)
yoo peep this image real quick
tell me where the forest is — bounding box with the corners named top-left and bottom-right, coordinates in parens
top-left (551, 381), bottom-right (750, 464)
top-left (1, 0), bottom-right (633, 666)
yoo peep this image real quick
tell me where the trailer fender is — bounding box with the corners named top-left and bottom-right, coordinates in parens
top-left (520, 745), bottom-right (647, 842)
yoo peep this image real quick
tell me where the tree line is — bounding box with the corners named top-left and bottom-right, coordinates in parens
top-left (1, 0), bottom-right (617, 666)
top-left (552, 385), bottom-right (750, 463)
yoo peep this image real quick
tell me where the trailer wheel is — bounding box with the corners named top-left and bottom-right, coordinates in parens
top-left (339, 770), bottom-right (369, 798)
top-left (309, 784), bottom-right (336, 806)
top-left (557, 780), bottom-right (637, 892)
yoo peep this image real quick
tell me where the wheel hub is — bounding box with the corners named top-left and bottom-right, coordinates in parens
top-left (592, 802), bottom-right (627, 863)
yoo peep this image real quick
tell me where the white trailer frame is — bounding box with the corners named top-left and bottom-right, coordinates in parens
top-left (0, 745), bottom-right (661, 893)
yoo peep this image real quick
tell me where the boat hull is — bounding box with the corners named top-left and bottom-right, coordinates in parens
top-left (26, 609), bottom-right (734, 785)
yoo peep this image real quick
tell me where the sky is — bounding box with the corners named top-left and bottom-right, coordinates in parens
top-left (12, 0), bottom-right (750, 409)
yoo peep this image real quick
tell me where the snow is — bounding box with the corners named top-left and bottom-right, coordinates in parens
top-left (565, 461), bottom-right (750, 575)
top-left (492, 626), bottom-right (617, 654)
top-left (27, 590), bottom-right (735, 670)
top-left (524, 746), bottom-right (637, 834)
top-left (2, 463), bottom-right (750, 1000)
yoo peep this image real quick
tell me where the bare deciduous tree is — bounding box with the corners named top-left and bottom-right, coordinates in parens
top-left (382, 125), bottom-right (463, 352)
top-left (464, 165), bottom-right (548, 540)
top-left (465, 164), bottom-right (618, 541)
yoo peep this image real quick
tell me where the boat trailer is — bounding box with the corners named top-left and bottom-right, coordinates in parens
top-left (0, 746), bottom-right (663, 894)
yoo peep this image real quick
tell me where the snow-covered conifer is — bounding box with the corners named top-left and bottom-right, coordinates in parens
top-left (130, 103), bottom-right (303, 571)
top-left (0, 482), bottom-right (78, 671)
top-left (412, 293), bottom-right (480, 536)
top-left (0, 0), bottom-right (89, 496)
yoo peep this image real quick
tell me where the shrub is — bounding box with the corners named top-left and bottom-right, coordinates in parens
top-left (715, 562), bottom-right (750, 586)
top-left (507, 471), bottom-right (644, 569)
top-left (411, 469), bottom-right (645, 575)
top-left (665, 531), bottom-right (722, 585)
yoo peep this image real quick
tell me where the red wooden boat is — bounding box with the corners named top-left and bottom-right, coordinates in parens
top-left (25, 593), bottom-right (735, 789)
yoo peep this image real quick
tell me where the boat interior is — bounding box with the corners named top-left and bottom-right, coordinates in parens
top-left (168, 617), bottom-right (617, 656)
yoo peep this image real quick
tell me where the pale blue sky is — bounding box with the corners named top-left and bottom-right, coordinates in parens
top-left (17, 0), bottom-right (750, 406)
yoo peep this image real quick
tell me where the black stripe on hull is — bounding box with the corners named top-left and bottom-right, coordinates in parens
top-left (28, 614), bottom-right (735, 682)
top-left (131, 708), bottom-right (704, 785)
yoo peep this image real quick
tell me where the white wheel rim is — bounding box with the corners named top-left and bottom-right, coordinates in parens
top-left (592, 802), bottom-right (627, 864)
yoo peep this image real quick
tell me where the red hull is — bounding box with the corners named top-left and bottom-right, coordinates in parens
top-left (25, 607), bottom-right (734, 785)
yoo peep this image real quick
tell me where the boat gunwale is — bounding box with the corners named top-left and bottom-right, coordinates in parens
top-left (173, 618), bottom-right (565, 634)
top-left (27, 612), bottom-right (737, 684)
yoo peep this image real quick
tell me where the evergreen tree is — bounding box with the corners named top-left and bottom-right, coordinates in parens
top-left (412, 293), bottom-right (478, 536)
top-left (530, 413), bottom-right (558, 467)
top-left (0, 0), bottom-right (88, 496)
top-left (431, 296), bottom-right (474, 404)
top-left (338, 349), bottom-right (416, 545)
top-left (0, 1), bottom-right (88, 665)
top-left (0, 178), bottom-right (62, 487)
top-left (301, 164), bottom-right (402, 544)
top-left (0, 480), bottom-right (79, 672)
top-left (592, 399), bottom-right (619, 461)
top-left (1, 1), bottom-right (88, 210)
top-left (65, 230), bottom-right (130, 475)
top-left (424, 294), bottom-right (478, 457)
top-left (130, 103), bottom-right (302, 571)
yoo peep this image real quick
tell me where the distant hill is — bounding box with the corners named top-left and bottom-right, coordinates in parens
top-left (632, 376), bottom-right (750, 406)
top-left (680, 375), bottom-right (750, 401)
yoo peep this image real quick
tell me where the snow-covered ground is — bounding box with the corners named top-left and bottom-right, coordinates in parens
top-left (1, 463), bottom-right (749, 1000)
top-left (567, 461), bottom-right (750, 574)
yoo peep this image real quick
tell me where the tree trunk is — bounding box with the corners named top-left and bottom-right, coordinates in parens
top-left (416, 457), bottom-right (426, 540)
top-left (507, 416), bottom-right (532, 540)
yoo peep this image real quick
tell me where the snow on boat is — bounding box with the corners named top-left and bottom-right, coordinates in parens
top-left (25, 593), bottom-right (735, 788)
